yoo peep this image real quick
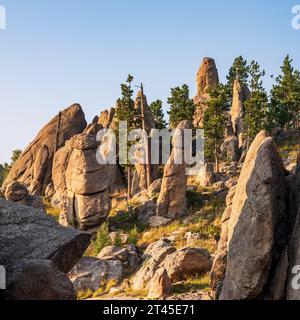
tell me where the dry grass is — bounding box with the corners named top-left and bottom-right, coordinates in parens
top-left (172, 274), bottom-right (211, 294)
top-left (43, 198), bottom-right (60, 221)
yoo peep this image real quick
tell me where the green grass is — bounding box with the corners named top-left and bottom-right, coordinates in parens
top-left (43, 198), bottom-right (60, 221)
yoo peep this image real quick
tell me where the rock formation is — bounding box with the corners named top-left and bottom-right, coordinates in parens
top-left (230, 79), bottom-right (250, 151)
top-left (98, 108), bottom-right (116, 129)
top-left (4, 181), bottom-right (45, 211)
top-left (193, 57), bottom-right (219, 128)
top-left (52, 132), bottom-right (115, 231)
top-left (131, 91), bottom-right (157, 196)
top-left (2, 104), bottom-right (87, 196)
top-left (212, 131), bottom-right (287, 300)
top-left (0, 199), bottom-right (91, 299)
top-left (156, 121), bottom-right (192, 220)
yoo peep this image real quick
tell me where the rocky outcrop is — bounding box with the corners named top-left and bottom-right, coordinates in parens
top-left (131, 91), bottom-right (157, 196)
top-left (6, 259), bottom-right (75, 300)
top-left (163, 247), bottom-right (211, 282)
top-left (196, 57), bottom-right (219, 97)
top-left (216, 131), bottom-right (287, 300)
top-left (52, 133), bottom-right (115, 231)
top-left (156, 121), bottom-right (193, 220)
top-left (2, 104), bottom-right (87, 196)
top-left (230, 79), bottom-right (250, 150)
top-left (4, 181), bottom-right (45, 211)
top-left (98, 108), bottom-right (116, 129)
top-left (193, 57), bottom-right (219, 128)
top-left (0, 199), bottom-right (91, 274)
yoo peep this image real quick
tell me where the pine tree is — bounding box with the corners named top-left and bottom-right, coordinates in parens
top-left (244, 61), bottom-right (268, 144)
top-left (203, 84), bottom-right (229, 172)
top-left (269, 55), bottom-right (300, 130)
top-left (115, 75), bottom-right (140, 199)
top-left (149, 100), bottom-right (167, 129)
top-left (226, 56), bottom-right (249, 103)
top-left (167, 84), bottom-right (195, 128)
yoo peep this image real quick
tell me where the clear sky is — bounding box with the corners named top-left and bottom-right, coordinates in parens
top-left (0, 0), bottom-right (299, 163)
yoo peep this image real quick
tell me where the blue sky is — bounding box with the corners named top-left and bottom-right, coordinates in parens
top-left (0, 0), bottom-right (299, 163)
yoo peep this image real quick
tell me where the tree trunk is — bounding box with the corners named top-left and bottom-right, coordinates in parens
top-left (127, 167), bottom-right (132, 200)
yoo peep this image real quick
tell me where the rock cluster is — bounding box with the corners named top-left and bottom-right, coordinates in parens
top-left (2, 104), bottom-right (87, 197)
top-left (132, 239), bottom-right (211, 299)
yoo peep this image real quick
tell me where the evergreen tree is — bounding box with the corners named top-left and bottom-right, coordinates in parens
top-left (167, 84), bottom-right (195, 128)
top-left (0, 149), bottom-right (22, 187)
top-left (244, 61), bottom-right (268, 143)
top-left (269, 55), bottom-right (300, 130)
top-left (226, 56), bottom-right (249, 103)
top-left (203, 84), bottom-right (229, 172)
top-left (149, 100), bottom-right (167, 129)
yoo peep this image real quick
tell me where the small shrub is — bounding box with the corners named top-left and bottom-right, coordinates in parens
top-left (93, 222), bottom-right (112, 255)
top-left (114, 232), bottom-right (122, 247)
top-left (128, 226), bottom-right (139, 245)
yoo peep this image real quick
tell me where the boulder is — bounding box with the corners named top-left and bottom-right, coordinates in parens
top-left (156, 121), bottom-right (192, 220)
top-left (68, 257), bottom-right (123, 292)
top-left (147, 268), bottom-right (172, 300)
top-left (3, 104), bottom-right (87, 196)
top-left (0, 199), bottom-right (91, 274)
top-left (132, 239), bottom-right (176, 290)
top-left (6, 259), bottom-right (75, 300)
top-left (219, 131), bottom-right (287, 300)
top-left (163, 247), bottom-right (212, 282)
top-left (5, 181), bottom-right (45, 211)
top-left (196, 163), bottom-right (215, 187)
top-left (97, 246), bottom-right (128, 262)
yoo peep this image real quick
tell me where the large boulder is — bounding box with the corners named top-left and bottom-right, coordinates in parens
top-left (68, 257), bottom-right (123, 292)
top-left (219, 131), bottom-right (287, 300)
top-left (5, 181), bottom-right (45, 211)
top-left (98, 108), bottom-right (116, 129)
top-left (156, 121), bottom-right (192, 220)
top-left (3, 104), bottom-right (87, 196)
top-left (6, 259), bottom-right (75, 300)
top-left (163, 247), bottom-right (211, 282)
top-left (0, 199), bottom-right (91, 274)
